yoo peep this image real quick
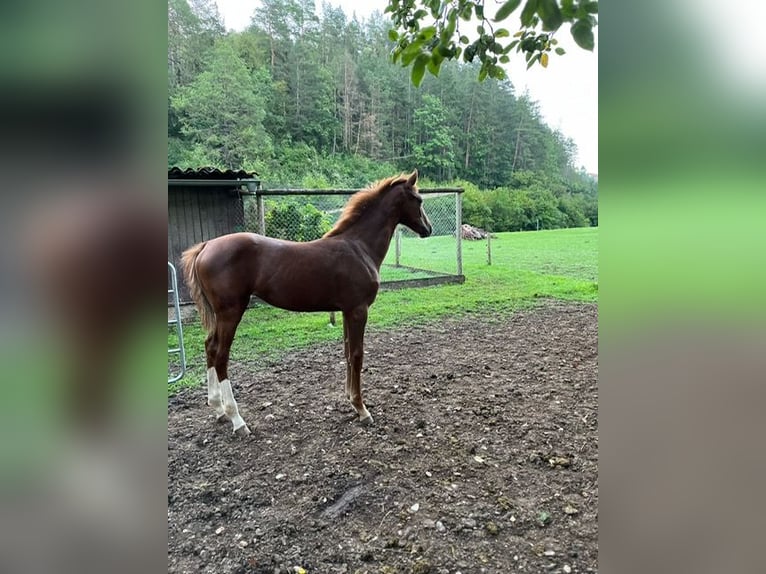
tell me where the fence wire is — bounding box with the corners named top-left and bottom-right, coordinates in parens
top-left (235, 188), bottom-right (464, 287)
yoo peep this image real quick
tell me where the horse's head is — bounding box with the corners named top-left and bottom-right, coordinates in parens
top-left (395, 170), bottom-right (432, 238)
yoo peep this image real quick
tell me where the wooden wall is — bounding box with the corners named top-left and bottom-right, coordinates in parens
top-left (168, 186), bottom-right (244, 302)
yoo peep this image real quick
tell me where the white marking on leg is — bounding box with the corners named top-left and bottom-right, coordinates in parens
top-left (359, 406), bottom-right (372, 422)
top-left (207, 367), bottom-right (226, 420)
top-left (220, 379), bottom-right (251, 436)
top-left (349, 394), bottom-right (373, 423)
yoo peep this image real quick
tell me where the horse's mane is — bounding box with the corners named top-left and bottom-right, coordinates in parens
top-left (323, 174), bottom-right (410, 238)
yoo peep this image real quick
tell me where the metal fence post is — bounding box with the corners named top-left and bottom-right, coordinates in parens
top-left (455, 191), bottom-right (463, 276)
top-left (257, 192), bottom-right (266, 235)
top-left (486, 231), bottom-right (492, 265)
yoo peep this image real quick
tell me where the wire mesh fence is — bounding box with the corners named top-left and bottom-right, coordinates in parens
top-left (235, 188), bottom-right (464, 288)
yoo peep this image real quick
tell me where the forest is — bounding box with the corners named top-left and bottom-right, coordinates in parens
top-left (168, 0), bottom-right (597, 231)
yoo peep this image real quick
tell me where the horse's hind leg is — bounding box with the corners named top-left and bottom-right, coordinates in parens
top-left (205, 332), bottom-right (227, 421)
top-left (214, 303), bottom-right (251, 436)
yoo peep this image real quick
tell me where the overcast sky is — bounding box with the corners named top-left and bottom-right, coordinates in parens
top-left (214, 0), bottom-right (598, 174)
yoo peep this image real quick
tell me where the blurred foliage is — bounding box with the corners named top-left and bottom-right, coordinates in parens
top-left (600, 0), bottom-right (766, 329)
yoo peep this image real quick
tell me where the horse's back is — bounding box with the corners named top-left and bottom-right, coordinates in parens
top-left (195, 232), bottom-right (379, 313)
top-left (199, 232), bottom-right (279, 265)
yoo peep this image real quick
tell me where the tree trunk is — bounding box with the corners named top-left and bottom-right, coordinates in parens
top-left (343, 55), bottom-right (352, 151)
top-left (464, 85), bottom-right (476, 170)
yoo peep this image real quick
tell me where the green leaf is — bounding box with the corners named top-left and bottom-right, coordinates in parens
top-left (561, 0), bottom-right (575, 19)
top-left (499, 55), bottom-right (510, 64)
top-left (495, 28), bottom-right (511, 38)
top-left (538, 0), bottom-right (563, 31)
top-left (478, 64), bottom-right (489, 82)
top-left (571, 19), bottom-right (595, 51)
top-left (402, 39), bottom-right (423, 55)
top-left (419, 26), bottom-right (437, 41)
top-left (388, 29), bottom-right (399, 42)
top-left (437, 43), bottom-right (453, 57)
top-left (401, 51), bottom-right (420, 66)
top-left (401, 42), bottom-right (424, 66)
top-left (521, 37), bottom-right (536, 52)
top-left (520, 0), bottom-right (539, 27)
top-left (474, 4), bottom-right (484, 19)
top-left (460, 35), bottom-right (470, 44)
top-left (426, 54), bottom-right (443, 77)
top-left (495, 0), bottom-right (522, 22)
top-left (555, 46), bottom-right (565, 55)
top-left (526, 53), bottom-right (540, 69)
top-left (446, 8), bottom-right (458, 35)
top-left (412, 54), bottom-right (428, 86)
top-left (583, 1), bottom-right (599, 15)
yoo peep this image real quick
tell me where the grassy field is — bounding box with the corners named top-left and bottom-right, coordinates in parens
top-left (383, 226), bottom-right (597, 281)
top-left (169, 226), bottom-right (598, 393)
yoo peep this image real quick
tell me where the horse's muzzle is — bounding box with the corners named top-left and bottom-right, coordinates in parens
top-left (418, 221), bottom-right (433, 238)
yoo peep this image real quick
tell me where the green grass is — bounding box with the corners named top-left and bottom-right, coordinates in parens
top-left (169, 227), bottom-right (598, 393)
top-left (379, 264), bottom-right (438, 282)
top-left (384, 226), bottom-right (598, 281)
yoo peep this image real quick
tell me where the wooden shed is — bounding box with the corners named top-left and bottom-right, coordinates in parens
top-left (168, 167), bottom-right (260, 302)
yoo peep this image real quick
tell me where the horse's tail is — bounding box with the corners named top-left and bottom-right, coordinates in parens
top-left (181, 242), bottom-right (215, 333)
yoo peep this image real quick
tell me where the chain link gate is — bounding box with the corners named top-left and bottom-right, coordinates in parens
top-left (236, 187), bottom-right (464, 289)
top-left (168, 261), bottom-right (186, 383)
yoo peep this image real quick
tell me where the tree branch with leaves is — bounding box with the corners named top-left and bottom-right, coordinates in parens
top-left (386, 0), bottom-right (597, 85)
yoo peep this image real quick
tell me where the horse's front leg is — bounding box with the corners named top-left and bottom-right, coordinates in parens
top-left (343, 314), bottom-right (351, 399)
top-left (343, 306), bottom-right (373, 425)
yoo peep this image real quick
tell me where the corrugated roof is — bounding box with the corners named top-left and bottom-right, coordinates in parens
top-left (168, 166), bottom-right (259, 180)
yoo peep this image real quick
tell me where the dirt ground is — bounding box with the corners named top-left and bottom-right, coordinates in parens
top-left (168, 301), bottom-right (598, 574)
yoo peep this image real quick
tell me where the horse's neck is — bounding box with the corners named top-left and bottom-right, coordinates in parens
top-left (342, 206), bottom-right (398, 268)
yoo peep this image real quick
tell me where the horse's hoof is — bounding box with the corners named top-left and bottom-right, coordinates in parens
top-left (359, 415), bottom-right (374, 426)
top-left (216, 413), bottom-right (228, 423)
top-left (234, 424), bottom-right (251, 437)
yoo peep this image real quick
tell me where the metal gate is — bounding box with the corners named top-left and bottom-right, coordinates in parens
top-left (168, 261), bottom-right (186, 383)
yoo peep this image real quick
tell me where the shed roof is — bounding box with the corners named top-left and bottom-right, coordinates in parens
top-left (168, 166), bottom-right (259, 180)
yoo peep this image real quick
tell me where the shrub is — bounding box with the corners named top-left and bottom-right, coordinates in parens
top-left (265, 201), bottom-right (331, 241)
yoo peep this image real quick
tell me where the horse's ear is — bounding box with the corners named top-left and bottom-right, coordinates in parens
top-left (406, 169), bottom-right (418, 186)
